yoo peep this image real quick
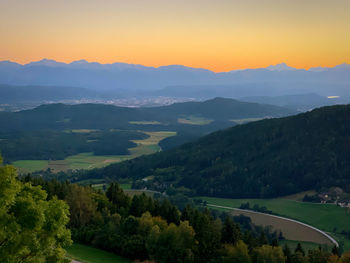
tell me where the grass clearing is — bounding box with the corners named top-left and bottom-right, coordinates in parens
top-left (177, 115), bottom-right (213, 125)
top-left (12, 131), bottom-right (176, 173)
top-left (13, 160), bottom-right (49, 173)
top-left (66, 243), bottom-right (130, 263)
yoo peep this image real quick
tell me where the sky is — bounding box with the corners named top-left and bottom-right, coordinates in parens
top-left (1, 0), bottom-right (349, 72)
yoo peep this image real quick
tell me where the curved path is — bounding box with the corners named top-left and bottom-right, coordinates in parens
top-left (207, 204), bottom-right (338, 247)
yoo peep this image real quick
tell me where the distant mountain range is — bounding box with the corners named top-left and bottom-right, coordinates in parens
top-left (1, 60), bottom-right (349, 99)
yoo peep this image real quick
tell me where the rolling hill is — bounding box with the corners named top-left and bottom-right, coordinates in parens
top-left (0, 98), bottom-right (295, 163)
top-left (0, 97), bottom-right (295, 132)
top-left (75, 104), bottom-right (350, 198)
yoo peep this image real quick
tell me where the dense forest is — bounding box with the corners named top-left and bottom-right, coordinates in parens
top-left (22, 175), bottom-right (346, 263)
top-left (0, 130), bottom-right (147, 162)
top-left (71, 104), bottom-right (350, 198)
top-left (2, 156), bottom-right (350, 262)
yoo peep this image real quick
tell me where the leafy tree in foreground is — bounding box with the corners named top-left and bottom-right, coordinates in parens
top-left (0, 156), bottom-right (72, 263)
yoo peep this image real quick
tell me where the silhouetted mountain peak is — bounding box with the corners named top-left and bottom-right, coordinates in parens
top-left (266, 63), bottom-right (298, 71)
top-left (26, 59), bottom-right (66, 67)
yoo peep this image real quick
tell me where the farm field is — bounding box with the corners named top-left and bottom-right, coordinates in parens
top-left (13, 131), bottom-right (176, 173)
top-left (177, 115), bottom-right (213, 125)
top-left (12, 160), bottom-right (49, 173)
top-left (201, 196), bottom-right (350, 249)
top-left (66, 243), bottom-right (130, 263)
top-left (129, 120), bottom-right (161, 125)
top-left (201, 197), bottom-right (350, 233)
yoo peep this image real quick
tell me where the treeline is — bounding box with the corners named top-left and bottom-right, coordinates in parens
top-left (22, 176), bottom-right (346, 263)
top-left (72, 104), bottom-right (350, 198)
top-left (240, 203), bottom-right (273, 214)
top-left (0, 130), bottom-right (147, 162)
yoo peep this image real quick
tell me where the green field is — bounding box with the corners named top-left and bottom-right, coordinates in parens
top-left (70, 129), bottom-right (100, 133)
top-left (12, 160), bottom-right (49, 173)
top-left (13, 131), bottom-right (176, 173)
top-left (201, 196), bottom-right (350, 249)
top-left (13, 153), bottom-right (131, 173)
top-left (129, 120), bottom-right (161, 125)
top-left (66, 243), bottom-right (130, 263)
top-left (177, 115), bottom-right (213, 125)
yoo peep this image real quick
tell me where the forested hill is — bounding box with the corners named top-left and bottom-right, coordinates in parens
top-left (79, 104), bottom-right (350, 198)
top-left (145, 97), bottom-right (295, 120)
top-left (0, 97), bottom-right (295, 131)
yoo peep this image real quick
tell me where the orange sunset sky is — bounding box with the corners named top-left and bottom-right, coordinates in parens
top-left (1, 0), bottom-right (349, 72)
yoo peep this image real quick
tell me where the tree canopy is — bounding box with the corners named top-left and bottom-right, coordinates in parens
top-left (0, 156), bottom-right (72, 263)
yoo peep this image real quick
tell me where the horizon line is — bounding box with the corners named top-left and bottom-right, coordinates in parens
top-left (1, 58), bottom-right (349, 73)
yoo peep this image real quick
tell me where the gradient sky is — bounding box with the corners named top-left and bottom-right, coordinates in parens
top-left (1, 0), bottom-right (349, 72)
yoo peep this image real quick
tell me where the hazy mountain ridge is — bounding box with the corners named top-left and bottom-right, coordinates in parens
top-left (1, 60), bottom-right (349, 98)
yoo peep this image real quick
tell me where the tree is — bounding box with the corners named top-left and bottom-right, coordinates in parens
top-left (0, 156), bottom-right (72, 262)
top-left (221, 217), bottom-right (241, 245)
top-left (283, 244), bottom-right (292, 263)
top-left (341, 252), bottom-right (350, 263)
top-left (147, 221), bottom-right (195, 263)
top-left (106, 183), bottom-right (130, 211)
top-left (222, 241), bottom-right (252, 263)
top-left (295, 243), bottom-right (305, 256)
top-left (253, 245), bottom-right (286, 263)
top-left (308, 248), bottom-right (331, 263)
top-left (65, 184), bottom-right (98, 228)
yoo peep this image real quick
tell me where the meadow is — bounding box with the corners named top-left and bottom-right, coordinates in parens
top-left (66, 243), bottom-right (130, 263)
top-left (177, 115), bottom-right (213, 125)
top-left (129, 120), bottom-right (161, 125)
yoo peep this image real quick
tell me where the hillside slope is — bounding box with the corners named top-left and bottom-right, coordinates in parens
top-left (79, 104), bottom-right (350, 198)
top-left (0, 98), bottom-right (295, 131)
